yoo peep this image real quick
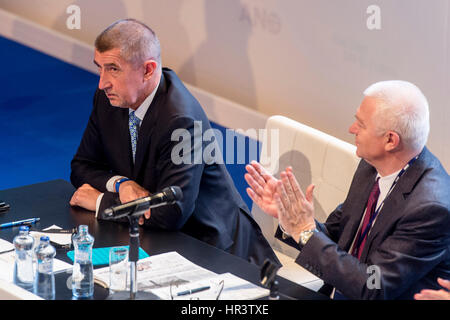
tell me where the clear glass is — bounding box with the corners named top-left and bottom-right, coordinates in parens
top-left (109, 246), bottom-right (129, 294)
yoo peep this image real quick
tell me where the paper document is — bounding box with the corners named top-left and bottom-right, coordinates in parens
top-left (151, 272), bottom-right (269, 300)
top-left (93, 251), bottom-right (269, 300)
top-left (94, 251), bottom-right (216, 290)
top-left (29, 225), bottom-right (73, 247)
top-left (0, 238), bottom-right (14, 253)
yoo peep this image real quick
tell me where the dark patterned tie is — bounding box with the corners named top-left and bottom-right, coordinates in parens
top-left (129, 111), bottom-right (140, 162)
top-left (334, 179), bottom-right (380, 299)
top-left (352, 178), bottom-right (380, 260)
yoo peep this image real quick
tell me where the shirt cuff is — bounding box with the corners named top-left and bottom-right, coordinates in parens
top-left (95, 193), bottom-right (104, 218)
top-left (106, 175), bottom-right (126, 193)
top-left (279, 223), bottom-right (291, 240)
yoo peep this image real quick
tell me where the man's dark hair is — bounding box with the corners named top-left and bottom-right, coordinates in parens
top-left (95, 18), bottom-right (161, 68)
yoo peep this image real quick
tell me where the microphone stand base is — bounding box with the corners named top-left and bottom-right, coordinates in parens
top-left (106, 290), bottom-right (161, 300)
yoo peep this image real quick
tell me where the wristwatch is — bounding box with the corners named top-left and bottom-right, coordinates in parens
top-left (298, 228), bottom-right (319, 247)
top-left (114, 177), bottom-right (130, 193)
top-left (279, 224), bottom-right (291, 240)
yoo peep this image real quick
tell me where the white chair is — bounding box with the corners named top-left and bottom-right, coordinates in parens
top-left (252, 115), bottom-right (360, 291)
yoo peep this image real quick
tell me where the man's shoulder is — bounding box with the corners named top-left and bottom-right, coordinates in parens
top-left (421, 147), bottom-right (449, 178)
top-left (415, 147), bottom-right (449, 186)
top-left (157, 68), bottom-right (208, 122)
top-left (403, 147), bottom-right (450, 208)
top-left (161, 68), bottom-right (186, 92)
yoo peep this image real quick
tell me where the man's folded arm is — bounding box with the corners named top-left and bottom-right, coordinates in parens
top-left (296, 203), bottom-right (449, 300)
top-left (143, 116), bottom-right (205, 230)
top-left (96, 191), bottom-right (129, 223)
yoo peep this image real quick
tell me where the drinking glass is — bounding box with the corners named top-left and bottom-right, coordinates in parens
top-left (109, 247), bottom-right (128, 293)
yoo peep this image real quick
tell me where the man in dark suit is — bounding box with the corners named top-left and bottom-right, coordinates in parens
top-left (69, 19), bottom-right (279, 267)
top-left (245, 80), bottom-right (450, 299)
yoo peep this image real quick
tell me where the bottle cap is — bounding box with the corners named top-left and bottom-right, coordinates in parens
top-left (40, 236), bottom-right (50, 242)
top-left (19, 226), bottom-right (29, 232)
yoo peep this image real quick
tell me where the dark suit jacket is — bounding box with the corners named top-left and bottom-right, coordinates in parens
top-left (71, 68), bottom-right (279, 267)
top-left (276, 147), bottom-right (450, 299)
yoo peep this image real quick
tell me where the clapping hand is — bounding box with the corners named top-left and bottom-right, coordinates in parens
top-left (414, 278), bottom-right (450, 300)
top-left (274, 167), bottom-right (316, 243)
top-left (245, 161), bottom-right (280, 218)
top-left (245, 161), bottom-right (316, 242)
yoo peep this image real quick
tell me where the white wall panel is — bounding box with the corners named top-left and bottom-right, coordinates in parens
top-left (0, 0), bottom-right (448, 170)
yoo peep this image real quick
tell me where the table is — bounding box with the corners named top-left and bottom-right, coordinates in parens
top-left (0, 179), bottom-right (327, 300)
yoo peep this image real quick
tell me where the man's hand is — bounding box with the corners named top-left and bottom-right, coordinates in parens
top-left (414, 278), bottom-right (450, 300)
top-left (274, 167), bottom-right (316, 243)
top-left (118, 180), bottom-right (151, 225)
top-left (70, 183), bottom-right (101, 212)
top-left (244, 161), bottom-right (280, 218)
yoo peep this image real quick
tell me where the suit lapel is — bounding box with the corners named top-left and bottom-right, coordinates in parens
top-left (360, 148), bottom-right (430, 262)
top-left (133, 73), bottom-right (167, 178)
top-left (339, 164), bottom-right (378, 251)
top-left (360, 191), bottom-right (400, 262)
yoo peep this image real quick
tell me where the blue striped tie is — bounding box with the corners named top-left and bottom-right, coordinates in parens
top-left (129, 111), bottom-right (140, 162)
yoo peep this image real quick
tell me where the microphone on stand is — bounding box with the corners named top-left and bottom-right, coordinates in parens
top-left (103, 186), bottom-right (183, 220)
top-left (103, 186), bottom-right (182, 300)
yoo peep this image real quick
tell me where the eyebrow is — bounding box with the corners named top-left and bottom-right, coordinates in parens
top-left (93, 60), bottom-right (120, 69)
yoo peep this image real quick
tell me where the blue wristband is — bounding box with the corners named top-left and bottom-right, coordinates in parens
top-left (115, 178), bottom-right (130, 193)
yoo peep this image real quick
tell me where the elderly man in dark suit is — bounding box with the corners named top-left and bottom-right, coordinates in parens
top-left (245, 80), bottom-right (450, 299)
top-left (69, 18), bottom-right (279, 267)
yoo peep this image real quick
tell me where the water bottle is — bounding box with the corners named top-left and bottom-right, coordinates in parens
top-left (33, 236), bottom-right (56, 300)
top-left (71, 225), bottom-right (94, 298)
top-left (13, 226), bottom-right (35, 292)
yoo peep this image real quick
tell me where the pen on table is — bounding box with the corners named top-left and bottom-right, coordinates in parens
top-left (0, 201), bottom-right (10, 213)
top-left (177, 285), bottom-right (211, 296)
top-left (0, 217), bottom-right (40, 229)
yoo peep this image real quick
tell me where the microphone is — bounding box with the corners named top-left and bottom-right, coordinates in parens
top-left (103, 186), bottom-right (183, 220)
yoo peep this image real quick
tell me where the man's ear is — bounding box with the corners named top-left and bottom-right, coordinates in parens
top-left (143, 60), bottom-right (158, 81)
top-left (385, 130), bottom-right (401, 152)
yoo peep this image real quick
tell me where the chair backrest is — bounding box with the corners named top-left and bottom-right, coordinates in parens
top-left (0, 279), bottom-right (43, 300)
top-left (252, 115), bottom-right (360, 258)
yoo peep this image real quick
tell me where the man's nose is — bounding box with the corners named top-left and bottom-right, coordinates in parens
top-left (349, 122), bottom-right (357, 134)
top-left (98, 71), bottom-right (111, 90)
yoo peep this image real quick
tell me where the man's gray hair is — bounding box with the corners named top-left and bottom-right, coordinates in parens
top-left (95, 18), bottom-right (161, 68)
top-left (363, 80), bottom-right (430, 152)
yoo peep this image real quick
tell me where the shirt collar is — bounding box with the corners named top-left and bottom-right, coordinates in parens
top-left (376, 169), bottom-right (401, 202)
top-left (129, 79), bottom-right (160, 121)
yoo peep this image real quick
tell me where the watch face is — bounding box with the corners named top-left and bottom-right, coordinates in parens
top-left (300, 230), bottom-right (315, 245)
